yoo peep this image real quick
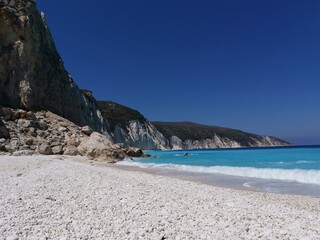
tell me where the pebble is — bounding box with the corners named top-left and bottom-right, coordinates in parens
top-left (0, 155), bottom-right (319, 239)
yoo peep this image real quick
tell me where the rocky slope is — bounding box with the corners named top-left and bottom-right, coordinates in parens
top-left (0, 0), bottom-right (109, 133)
top-left (152, 122), bottom-right (289, 149)
top-left (97, 101), bottom-right (169, 150)
top-left (0, 107), bottom-right (130, 161)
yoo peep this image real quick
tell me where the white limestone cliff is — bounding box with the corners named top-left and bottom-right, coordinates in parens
top-left (113, 120), bottom-right (169, 150)
top-left (112, 122), bottom-right (289, 150)
top-left (168, 135), bottom-right (286, 150)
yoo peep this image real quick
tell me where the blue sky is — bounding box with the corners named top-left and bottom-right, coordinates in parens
top-left (37, 0), bottom-right (320, 144)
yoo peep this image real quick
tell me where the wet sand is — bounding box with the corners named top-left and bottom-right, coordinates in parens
top-left (112, 163), bottom-right (320, 198)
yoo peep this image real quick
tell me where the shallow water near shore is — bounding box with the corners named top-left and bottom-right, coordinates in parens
top-left (117, 146), bottom-right (320, 198)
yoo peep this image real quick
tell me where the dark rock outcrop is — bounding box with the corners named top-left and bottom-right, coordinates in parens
top-left (0, 0), bottom-right (109, 133)
top-left (125, 147), bottom-right (145, 158)
top-left (0, 118), bottom-right (9, 139)
top-left (0, 108), bottom-right (9, 139)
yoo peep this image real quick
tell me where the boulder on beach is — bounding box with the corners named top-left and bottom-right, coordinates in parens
top-left (125, 147), bottom-right (152, 158)
top-left (63, 145), bottom-right (79, 156)
top-left (77, 132), bottom-right (126, 161)
top-left (125, 147), bottom-right (144, 157)
top-left (38, 144), bottom-right (53, 155)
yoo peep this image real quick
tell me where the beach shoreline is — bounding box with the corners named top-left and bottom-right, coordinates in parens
top-left (112, 162), bottom-right (320, 199)
top-left (1, 155), bottom-right (319, 239)
top-left (110, 163), bottom-right (258, 192)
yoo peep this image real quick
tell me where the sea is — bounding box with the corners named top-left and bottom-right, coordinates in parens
top-left (117, 146), bottom-right (320, 198)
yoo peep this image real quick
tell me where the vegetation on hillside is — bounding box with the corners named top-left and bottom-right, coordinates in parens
top-left (152, 121), bottom-right (287, 146)
top-left (97, 101), bottom-right (145, 131)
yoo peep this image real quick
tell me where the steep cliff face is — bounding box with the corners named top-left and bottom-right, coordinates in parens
top-left (114, 120), bottom-right (169, 150)
top-left (0, 0), bottom-right (109, 133)
top-left (97, 101), bottom-right (288, 150)
top-left (98, 101), bottom-right (169, 150)
top-left (153, 122), bottom-right (289, 150)
top-left (249, 136), bottom-right (288, 147)
top-left (0, 0), bottom-right (289, 152)
top-left (169, 135), bottom-right (241, 150)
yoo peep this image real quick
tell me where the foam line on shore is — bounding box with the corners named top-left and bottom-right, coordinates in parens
top-left (117, 160), bottom-right (320, 185)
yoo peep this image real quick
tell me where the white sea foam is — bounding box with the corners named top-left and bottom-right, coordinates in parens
top-left (117, 160), bottom-right (320, 185)
top-left (295, 160), bottom-right (314, 164)
top-left (243, 182), bottom-right (254, 188)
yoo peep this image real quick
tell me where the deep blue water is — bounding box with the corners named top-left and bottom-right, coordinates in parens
top-left (144, 146), bottom-right (320, 170)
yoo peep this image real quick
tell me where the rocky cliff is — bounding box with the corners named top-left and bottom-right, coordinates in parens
top-left (0, 0), bottom-right (138, 161)
top-left (153, 122), bottom-right (289, 149)
top-left (0, 0), bottom-right (289, 155)
top-left (0, 0), bottom-right (109, 133)
top-left (97, 102), bottom-right (289, 150)
top-left (97, 101), bottom-right (169, 150)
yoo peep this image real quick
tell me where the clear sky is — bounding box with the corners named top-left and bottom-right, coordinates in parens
top-left (37, 0), bottom-right (320, 145)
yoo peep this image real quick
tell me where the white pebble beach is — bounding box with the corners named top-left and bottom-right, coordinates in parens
top-left (0, 156), bottom-right (319, 239)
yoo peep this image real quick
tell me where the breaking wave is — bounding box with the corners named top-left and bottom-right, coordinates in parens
top-left (117, 160), bottom-right (320, 185)
top-left (295, 160), bottom-right (314, 164)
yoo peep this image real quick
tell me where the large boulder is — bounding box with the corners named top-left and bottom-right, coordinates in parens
top-left (77, 132), bottom-right (126, 162)
top-left (64, 145), bottom-right (79, 156)
top-left (0, 0), bottom-right (110, 134)
top-left (38, 144), bottom-right (53, 155)
top-left (81, 126), bottom-right (93, 136)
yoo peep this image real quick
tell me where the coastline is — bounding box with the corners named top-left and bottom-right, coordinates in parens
top-left (111, 163), bottom-right (258, 192)
top-left (1, 155), bottom-right (319, 239)
top-left (112, 163), bottom-right (320, 199)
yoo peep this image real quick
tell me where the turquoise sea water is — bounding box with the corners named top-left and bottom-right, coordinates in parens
top-left (117, 146), bottom-right (320, 197)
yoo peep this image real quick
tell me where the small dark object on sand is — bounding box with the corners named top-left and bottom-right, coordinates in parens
top-left (45, 196), bottom-right (57, 201)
